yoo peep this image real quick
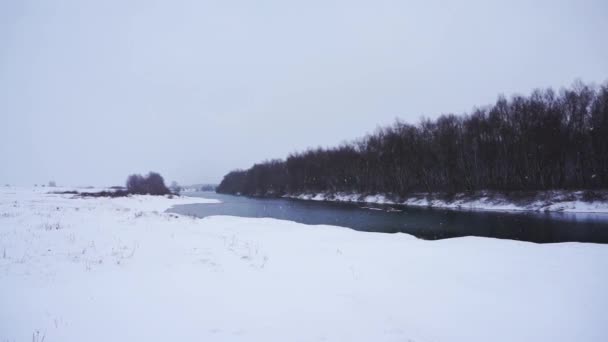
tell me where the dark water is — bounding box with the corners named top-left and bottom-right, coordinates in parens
top-left (168, 192), bottom-right (608, 244)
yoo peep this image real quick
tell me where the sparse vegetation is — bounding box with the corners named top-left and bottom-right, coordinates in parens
top-left (50, 172), bottom-right (174, 198)
top-left (199, 184), bottom-right (217, 192)
top-left (32, 330), bottom-right (46, 342)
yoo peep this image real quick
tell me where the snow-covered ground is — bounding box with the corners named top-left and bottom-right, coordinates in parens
top-left (288, 190), bottom-right (608, 213)
top-left (1, 187), bottom-right (607, 342)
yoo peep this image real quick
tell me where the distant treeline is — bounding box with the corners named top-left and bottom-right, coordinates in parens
top-left (217, 81), bottom-right (608, 196)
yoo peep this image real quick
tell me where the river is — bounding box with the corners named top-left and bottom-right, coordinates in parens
top-left (168, 192), bottom-right (608, 243)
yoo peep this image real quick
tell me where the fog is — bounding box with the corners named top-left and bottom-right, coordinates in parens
top-left (1, 0), bottom-right (607, 186)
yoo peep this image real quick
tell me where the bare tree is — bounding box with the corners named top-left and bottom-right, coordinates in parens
top-left (217, 81), bottom-right (608, 197)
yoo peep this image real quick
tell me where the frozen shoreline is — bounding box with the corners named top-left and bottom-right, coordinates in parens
top-left (285, 190), bottom-right (608, 214)
top-left (1, 187), bottom-right (607, 342)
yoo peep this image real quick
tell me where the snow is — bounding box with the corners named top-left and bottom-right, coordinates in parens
top-left (1, 187), bottom-right (607, 342)
top-left (287, 190), bottom-right (608, 213)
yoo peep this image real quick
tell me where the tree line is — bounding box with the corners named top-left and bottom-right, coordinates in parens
top-left (217, 81), bottom-right (608, 197)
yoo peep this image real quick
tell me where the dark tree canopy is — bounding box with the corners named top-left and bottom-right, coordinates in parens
top-left (217, 81), bottom-right (608, 197)
top-left (126, 172), bottom-right (171, 195)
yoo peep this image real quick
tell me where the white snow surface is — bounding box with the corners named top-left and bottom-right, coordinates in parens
top-left (1, 187), bottom-right (607, 342)
top-left (288, 190), bottom-right (608, 213)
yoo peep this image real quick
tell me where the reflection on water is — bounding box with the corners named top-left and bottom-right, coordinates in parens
top-left (168, 192), bottom-right (608, 244)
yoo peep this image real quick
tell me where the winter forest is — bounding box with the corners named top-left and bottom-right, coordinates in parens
top-left (218, 81), bottom-right (608, 196)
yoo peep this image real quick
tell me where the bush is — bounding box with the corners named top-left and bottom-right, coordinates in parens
top-left (582, 190), bottom-right (606, 202)
top-left (126, 172), bottom-right (171, 195)
top-left (170, 181), bottom-right (182, 195)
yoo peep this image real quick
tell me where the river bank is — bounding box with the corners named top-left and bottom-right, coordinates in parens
top-left (284, 189), bottom-right (608, 213)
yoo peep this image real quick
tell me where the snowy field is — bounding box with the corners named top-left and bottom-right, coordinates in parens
top-left (288, 190), bottom-right (608, 213)
top-left (1, 187), bottom-right (607, 342)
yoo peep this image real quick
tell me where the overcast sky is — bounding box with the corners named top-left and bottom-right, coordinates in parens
top-left (1, 0), bottom-right (607, 186)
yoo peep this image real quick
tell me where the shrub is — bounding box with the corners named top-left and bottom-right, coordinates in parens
top-left (126, 172), bottom-right (171, 195)
top-left (170, 181), bottom-right (182, 194)
top-left (582, 190), bottom-right (606, 202)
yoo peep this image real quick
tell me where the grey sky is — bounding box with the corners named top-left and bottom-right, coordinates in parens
top-left (1, 0), bottom-right (607, 186)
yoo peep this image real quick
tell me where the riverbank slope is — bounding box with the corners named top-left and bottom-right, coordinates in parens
top-left (286, 189), bottom-right (608, 213)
